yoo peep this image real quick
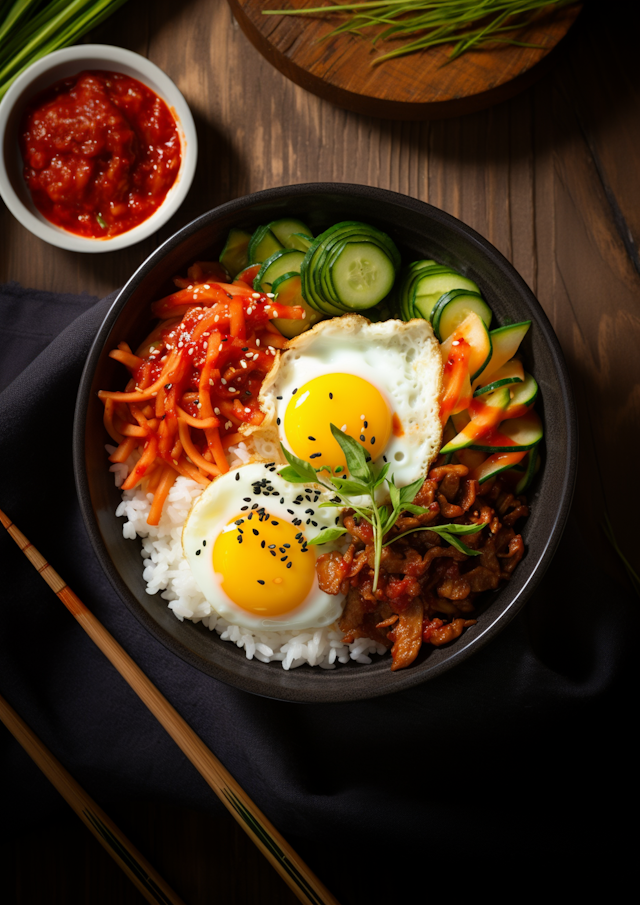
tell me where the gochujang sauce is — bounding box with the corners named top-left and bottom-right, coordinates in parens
top-left (20, 70), bottom-right (182, 238)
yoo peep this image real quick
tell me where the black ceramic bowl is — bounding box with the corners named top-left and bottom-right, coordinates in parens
top-left (74, 183), bottom-right (577, 703)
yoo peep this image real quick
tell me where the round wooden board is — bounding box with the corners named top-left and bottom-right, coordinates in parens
top-left (227, 0), bottom-right (582, 119)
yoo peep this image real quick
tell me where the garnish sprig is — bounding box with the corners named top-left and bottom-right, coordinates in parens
top-left (278, 424), bottom-right (482, 592)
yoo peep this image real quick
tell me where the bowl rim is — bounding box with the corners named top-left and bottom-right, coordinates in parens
top-left (74, 182), bottom-right (578, 702)
top-left (0, 44), bottom-right (197, 253)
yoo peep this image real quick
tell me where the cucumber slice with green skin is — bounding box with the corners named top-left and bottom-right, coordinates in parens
top-left (441, 385), bottom-right (510, 453)
top-left (515, 443), bottom-right (541, 494)
top-left (288, 232), bottom-right (314, 252)
top-left (431, 289), bottom-right (493, 342)
top-left (469, 409), bottom-right (543, 453)
top-left (329, 241), bottom-right (397, 309)
top-left (474, 359), bottom-right (524, 397)
top-left (451, 409), bottom-right (471, 434)
top-left (253, 249), bottom-right (305, 292)
top-left (474, 321), bottom-right (531, 385)
top-left (219, 228), bottom-right (252, 279)
top-left (300, 231), bottom-right (346, 315)
top-left (474, 450), bottom-right (528, 485)
top-left (248, 226), bottom-right (284, 265)
top-left (267, 218), bottom-right (313, 248)
top-left (504, 372), bottom-right (538, 418)
top-left (393, 261), bottom-right (442, 321)
top-left (270, 272), bottom-right (324, 338)
top-left (320, 232), bottom-right (395, 307)
top-left (440, 310), bottom-right (493, 383)
top-left (409, 269), bottom-right (480, 322)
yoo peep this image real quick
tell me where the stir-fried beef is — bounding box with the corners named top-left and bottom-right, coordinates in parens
top-left (316, 464), bottom-right (528, 671)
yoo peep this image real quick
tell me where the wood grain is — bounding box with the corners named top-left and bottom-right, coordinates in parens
top-left (1, 0), bottom-right (639, 901)
top-left (227, 0), bottom-right (582, 119)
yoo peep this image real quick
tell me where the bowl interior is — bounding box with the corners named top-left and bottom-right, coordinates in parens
top-left (0, 46), bottom-right (194, 251)
top-left (75, 184), bottom-right (576, 702)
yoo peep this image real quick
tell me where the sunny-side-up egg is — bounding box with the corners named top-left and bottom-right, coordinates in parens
top-left (182, 461), bottom-right (346, 631)
top-left (247, 315), bottom-right (443, 490)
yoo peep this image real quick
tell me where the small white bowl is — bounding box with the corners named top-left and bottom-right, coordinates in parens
top-left (0, 45), bottom-right (197, 253)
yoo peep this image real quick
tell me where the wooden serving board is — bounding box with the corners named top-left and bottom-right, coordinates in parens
top-left (226, 0), bottom-right (582, 119)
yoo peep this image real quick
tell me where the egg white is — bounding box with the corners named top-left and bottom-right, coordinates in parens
top-left (182, 461), bottom-right (346, 631)
top-left (246, 315), bottom-right (443, 491)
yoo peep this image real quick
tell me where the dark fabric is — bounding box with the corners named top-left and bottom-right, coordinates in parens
top-left (0, 284), bottom-right (636, 897)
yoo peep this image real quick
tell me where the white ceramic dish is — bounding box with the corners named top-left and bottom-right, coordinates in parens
top-left (0, 44), bottom-right (197, 253)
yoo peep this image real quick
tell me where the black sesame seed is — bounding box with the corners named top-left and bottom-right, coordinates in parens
top-left (383, 455), bottom-right (388, 462)
top-left (311, 521), bottom-right (318, 527)
top-left (310, 453), bottom-right (322, 459)
top-left (243, 498), bottom-right (251, 502)
top-left (308, 436), bottom-right (316, 441)
top-left (276, 418), bottom-right (281, 426)
top-left (195, 550), bottom-right (201, 556)
top-left (237, 529), bottom-right (243, 534)
top-left (272, 521), bottom-right (279, 526)
top-left (202, 540), bottom-right (207, 546)
top-left (235, 472), bottom-right (240, 481)
top-left (305, 509), bottom-right (313, 514)
top-left (252, 529), bottom-right (259, 536)
top-left (257, 580), bottom-right (265, 585)
top-left (276, 396), bottom-right (283, 400)
top-left (240, 506), bottom-right (248, 511)
top-left (280, 497), bottom-right (284, 504)
top-left (281, 556), bottom-right (287, 562)
top-left (292, 388), bottom-right (298, 395)
top-left (287, 509), bottom-right (294, 515)
top-left (286, 562), bottom-right (292, 569)
top-left (329, 393), bottom-right (333, 399)
top-left (270, 550), bottom-right (276, 557)
top-left (237, 536), bottom-right (243, 544)
top-left (268, 544), bottom-right (276, 549)
top-left (251, 504), bottom-right (258, 510)
top-left (283, 544), bottom-right (290, 548)
top-left (234, 519), bottom-right (243, 525)
top-left (371, 437), bottom-right (376, 445)
top-left (261, 540), bottom-right (265, 548)
top-left (364, 421), bottom-right (368, 428)
top-left (360, 435), bottom-right (365, 442)
top-left (242, 347), bottom-right (248, 351)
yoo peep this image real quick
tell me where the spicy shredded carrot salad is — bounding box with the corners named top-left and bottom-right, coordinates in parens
top-left (99, 261), bottom-right (304, 527)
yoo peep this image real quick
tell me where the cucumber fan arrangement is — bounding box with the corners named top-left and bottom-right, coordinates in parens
top-left (220, 215), bottom-right (543, 492)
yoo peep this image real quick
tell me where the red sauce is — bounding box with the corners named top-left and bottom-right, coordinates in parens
top-left (20, 70), bottom-right (181, 238)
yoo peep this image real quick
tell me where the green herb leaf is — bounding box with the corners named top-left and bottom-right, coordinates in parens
top-left (399, 476), bottom-right (425, 505)
top-left (436, 532), bottom-right (481, 556)
top-left (307, 526), bottom-right (348, 545)
top-left (278, 465), bottom-right (313, 485)
top-left (388, 479), bottom-right (400, 513)
top-left (279, 443), bottom-right (319, 484)
top-left (383, 522), bottom-right (483, 548)
top-left (372, 461), bottom-right (391, 489)
top-left (330, 477), bottom-right (370, 495)
top-left (330, 423), bottom-right (371, 482)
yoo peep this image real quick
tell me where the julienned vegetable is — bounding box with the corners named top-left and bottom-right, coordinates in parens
top-left (0, 0), bottom-right (131, 101)
top-left (263, 0), bottom-right (576, 67)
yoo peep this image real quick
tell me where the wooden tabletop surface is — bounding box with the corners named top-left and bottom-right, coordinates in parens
top-left (2, 0), bottom-right (639, 902)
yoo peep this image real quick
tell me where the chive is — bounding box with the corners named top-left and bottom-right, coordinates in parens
top-left (262, 0), bottom-right (573, 67)
top-left (96, 212), bottom-right (107, 230)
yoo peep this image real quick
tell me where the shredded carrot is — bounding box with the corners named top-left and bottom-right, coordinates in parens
top-left (147, 466), bottom-right (178, 525)
top-left (108, 436), bottom-right (137, 464)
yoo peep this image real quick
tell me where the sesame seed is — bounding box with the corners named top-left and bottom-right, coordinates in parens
top-left (272, 520), bottom-right (279, 526)
top-left (261, 540), bottom-right (265, 548)
top-left (221, 377), bottom-right (227, 385)
top-left (257, 579), bottom-right (265, 585)
top-left (195, 550), bottom-right (201, 556)
top-left (292, 388), bottom-right (298, 395)
top-left (256, 339), bottom-right (260, 346)
top-left (286, 562), bottom-right (292, 569)
top-left (252, 529), bottom-right (259, 536)
top-left (329, 392), bottom-right (333, 399)
top-left (360, 435), bottom-right (365, 442)
top-left (371, 437), bottom-right (376, 444)
top-left (308, 436), bottom-right (316, 441)
top-left (214, 407), bottom-right (221, 415)
top-left (310, 452), bottom-right (322, 459)
top-left (277, 418), bottom-right (281, 425)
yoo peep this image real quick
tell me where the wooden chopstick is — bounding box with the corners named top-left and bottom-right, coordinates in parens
top-left (0, 508), bottom-right (340, 905)
top-left (0, 692), bottom-right (186, 905)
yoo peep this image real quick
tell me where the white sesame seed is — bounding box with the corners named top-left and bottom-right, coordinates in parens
top-left (256, 339), bottom-right (260, 346)
top-left (252, 292), bottom-right (260, 299)
top-left (221, 378), bottom-right (227, 385)
top-left (188, 347), bottom-right (194, 355)
top-left (244, 407), bottom-right (251, 413)
top-left (225, 421), bottom-right (232, 430)
top-left (341, 424), bottom-right (347, 432)
top-left (266, 292), bottom-right (275, 298)
top-left (240, 360), bottom-right (247, 368)
top-left (204, 284), bottom-right (210, 289)
top-left (214, 407), bottom-right (220, 415)
top-left (203, 342), bottom-right (208, 349)
top-left (209, 379), bottom-right (214, 386)
top-left (229, 387), bottom-right (237, 392)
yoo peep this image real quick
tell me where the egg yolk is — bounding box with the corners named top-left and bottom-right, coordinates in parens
top-left (212, 512), bottom-right (316, 616)
top-left (284, 373), bottom-right (392, 472)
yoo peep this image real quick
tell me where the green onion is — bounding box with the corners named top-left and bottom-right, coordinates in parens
top-left (263, 0), bottom-right (575, 66)
top-left (0, 0), bottom-right (131, 101)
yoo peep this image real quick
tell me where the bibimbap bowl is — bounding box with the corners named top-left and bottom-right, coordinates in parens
top-left (74, 183), bottom-right (577, 703)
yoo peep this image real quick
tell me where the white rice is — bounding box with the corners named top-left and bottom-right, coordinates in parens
top-left (108, 446), bottom-right (387, 669)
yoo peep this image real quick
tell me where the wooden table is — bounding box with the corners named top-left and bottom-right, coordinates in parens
top-left (2, 0), bottom-right (638, 901)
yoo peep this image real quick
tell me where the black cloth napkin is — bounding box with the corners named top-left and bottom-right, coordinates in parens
top-left (0, 282), bottom-right (636, 898)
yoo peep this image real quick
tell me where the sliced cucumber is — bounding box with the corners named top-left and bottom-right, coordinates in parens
top-left (474, 321), bottom-right (531, 385)
top-left (271, 272), bottom-right (324, 338)
top-left (515, 443), bottom-right (541, 494)
top-left (474, 451), bottom-right (528, 485)
top-left (267, 218), bottom-right (313, 248)
top-left (392, 260), bottom-right (439, 321)
top-left (431, 289), bottom-right (492, 342)
top-left (301, 221), bottom-right (400, 315)
top-left (440, 311), bottom-right (492, 383)
top-left (288, 232), bottom-right (314, 252)
top-left (410, 269), bottom-right (480, 324)
top-left (248, 226), bottom-right (284, 265)
top-left (219, 228), bottom-right (252, 279)
top-left (253, 249), bottom-right (305, 292)
top-left (451, 409), bottom-right (471, 433)
top-left (441, 385), bottom-right (510, 453)
top-left (474, 359), bottom-right (524, 397)
top-left (469, 410), bottom-right (543, 453)
top-left (504, 372), bottom-right (538, 418)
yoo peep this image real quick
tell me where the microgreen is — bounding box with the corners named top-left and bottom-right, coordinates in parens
top-left (279, 425), bottom-right (482, 592)
top-left (263, 0), bottom-right (574, 67)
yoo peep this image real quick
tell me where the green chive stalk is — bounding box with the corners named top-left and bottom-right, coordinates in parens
top-left (0, 0), bottom-right (130, 100)
top-left (263, 0), bottom-right (576, 65)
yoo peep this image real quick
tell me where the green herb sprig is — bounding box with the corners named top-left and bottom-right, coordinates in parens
top-left (263, 0), bottom-right (575, 67)
top-left (279, 423), bottom-right (482, 592)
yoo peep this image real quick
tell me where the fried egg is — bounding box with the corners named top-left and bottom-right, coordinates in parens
top-left (248, 315), bottom-right (443, 489)
top-left (182, 461), bottom-right (345, 631)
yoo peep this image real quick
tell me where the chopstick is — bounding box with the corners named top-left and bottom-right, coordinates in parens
top-left (0, 508), bottom-right (340, 905)
top-left (0, 691), bottom-right (186, 905)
